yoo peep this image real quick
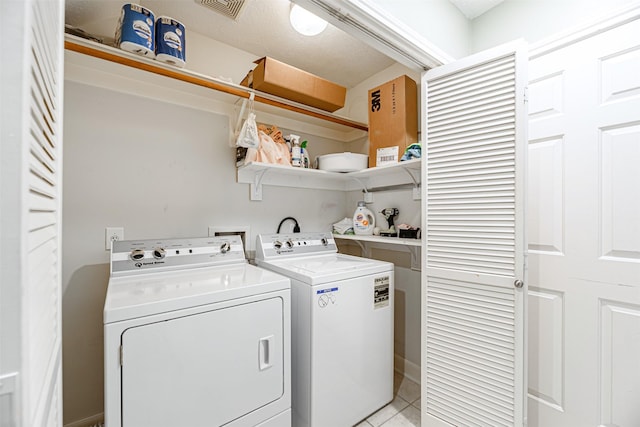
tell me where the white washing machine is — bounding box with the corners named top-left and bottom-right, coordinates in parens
top-left (255, 232), bottom-right (394, 427)
top-left (104, 236), bottom-right (291, 427)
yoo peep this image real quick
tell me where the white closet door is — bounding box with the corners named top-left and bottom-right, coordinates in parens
top-left (527, 11), bottom-right (640, 427)
top-left (0, 0), bottom-right (64, 426)
top-left (421, 42), bottom-right (528, 427)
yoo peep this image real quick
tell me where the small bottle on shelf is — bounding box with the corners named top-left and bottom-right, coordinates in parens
top-left (291, 134), bottom-right (302, 167)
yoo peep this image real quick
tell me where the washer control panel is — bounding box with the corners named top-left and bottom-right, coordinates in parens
top-left (111, 235), bottom-right (246, 275)
top-left (256, 232), bottom-right (337, 260)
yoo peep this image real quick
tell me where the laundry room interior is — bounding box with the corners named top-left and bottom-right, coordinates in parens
top-left (3, 0), bottom-right (639, 426)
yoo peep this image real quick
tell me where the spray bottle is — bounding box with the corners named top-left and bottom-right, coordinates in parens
top-left (353, 201), bottom-right (375, 235)
top-left (290, 134), bottom-right (302, 167)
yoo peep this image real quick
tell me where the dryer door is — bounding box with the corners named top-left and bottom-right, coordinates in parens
top-left (120, 296), bottom-right (285, 426)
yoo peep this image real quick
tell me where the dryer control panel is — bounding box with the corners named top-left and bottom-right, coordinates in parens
top-left (111, 236), bottom-right (246, 275)
top-left (256, 232), bottom-right (337, 260)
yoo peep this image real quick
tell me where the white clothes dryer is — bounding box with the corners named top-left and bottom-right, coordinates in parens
top-left (256, 232), bottom-right (394, 427)
top-left (104, 236), bottom-right (291, 427)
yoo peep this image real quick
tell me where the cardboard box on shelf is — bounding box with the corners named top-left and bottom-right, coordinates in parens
top-left (367, 75), bottom-right (418, 168)
top-left (240, 57), bottom-right (347, 112)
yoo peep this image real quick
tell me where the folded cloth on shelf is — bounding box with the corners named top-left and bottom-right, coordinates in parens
top-left (401, 143), bottom-right (421, 161)
top-left (244, 130), bottom-right (290, 166)
top-left (332, 217), bottom-right (354, 235)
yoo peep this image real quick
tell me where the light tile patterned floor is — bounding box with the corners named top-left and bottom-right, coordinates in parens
top-left (355, 373), bottom-right (421, 427)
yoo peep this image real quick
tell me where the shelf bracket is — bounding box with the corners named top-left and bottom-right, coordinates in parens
top-left (402, 166), bottom-right (421, 200)
top-left (408, 246), bottom-right (421, 271)
top-left (250, 167), bottom-right (268, 201)
top-left (350, 177), bottom-right (367, 192)
top-left (352, 239), bottom-right (372, 258)
top-left (350, 177), bottom-right (373, 202)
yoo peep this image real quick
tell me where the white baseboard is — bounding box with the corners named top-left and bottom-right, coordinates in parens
top-left (394, 353), bottom-right (421, 385)
top-left (64, 413), bottom-right (104, 427)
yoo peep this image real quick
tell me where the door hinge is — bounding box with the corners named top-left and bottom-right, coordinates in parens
top-left (119, 345), bottom-right (123, 366)
top-left (524, 86), bottom-right (529, 104)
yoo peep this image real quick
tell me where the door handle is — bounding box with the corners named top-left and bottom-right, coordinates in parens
top-left (259, 335), bottom-right (274, 371)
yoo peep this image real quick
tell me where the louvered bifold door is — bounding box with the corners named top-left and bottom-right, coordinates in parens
top-left (421, 42), bottom-right (528, 427)
top-left (25, 0), bottom-right (64, 425)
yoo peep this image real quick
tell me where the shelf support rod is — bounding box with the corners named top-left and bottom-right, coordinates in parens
top-left (360, 183), bottom-right (414, 193)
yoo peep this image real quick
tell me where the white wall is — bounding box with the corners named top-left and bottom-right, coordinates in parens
top-left (470, 0), bottom-right (640, 53)
top-left (61, 81), bottom-right (350, 423)
top-left (368, 0), bottom-right (471, 59)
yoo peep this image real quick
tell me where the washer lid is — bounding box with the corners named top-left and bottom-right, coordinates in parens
top-left (257, 253), bottom-right (393, 285)
top-left (104, 263), bottom-right (289, 324)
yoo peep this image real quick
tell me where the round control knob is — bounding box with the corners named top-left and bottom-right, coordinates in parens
top-left (152, 248), bottom-right (166, 260)
top-left (286, 239), bottom-right (294, 249)
top-left (273, 240), bottom-right (283, 250)
top-left (321, 237), bottom-right (328, 246)
top-left (130, 249), bottom-right (145, 261)
top-left (220, 242), bottom-right (231, 254)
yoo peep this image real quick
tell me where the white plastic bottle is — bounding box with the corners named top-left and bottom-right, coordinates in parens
top-left (353, 201), bottom-right (375, 235)
top-left (290, 134), bottom-right (302, 167)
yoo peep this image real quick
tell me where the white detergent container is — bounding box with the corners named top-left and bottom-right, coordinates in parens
top-left (353, 201), bottom-right (375, 235)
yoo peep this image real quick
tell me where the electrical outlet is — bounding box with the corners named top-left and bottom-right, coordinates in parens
top-left (364, 192), bottom-right (374, 203)
top-left (105, 227), bottom-right (124, 250)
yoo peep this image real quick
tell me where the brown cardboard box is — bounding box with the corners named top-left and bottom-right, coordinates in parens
top-left (367, 75), bottom-right (418, 167)
top-left (240, 57), bottom-right (347, 112)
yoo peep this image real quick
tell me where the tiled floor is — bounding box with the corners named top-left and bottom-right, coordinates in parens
top-left (355, 373), bottom-right (421, 427)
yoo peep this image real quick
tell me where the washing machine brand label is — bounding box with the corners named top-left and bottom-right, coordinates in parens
top-left (134, 260), bottom-right (165, 268)
top-left (276, 249), bottom-right (294, 255)
top-left (316, 287), bottom-right (338, 294)
top-left (316, 287), bottom-right (338, 308)
top-left (374, 276), bottom-right (390, 309)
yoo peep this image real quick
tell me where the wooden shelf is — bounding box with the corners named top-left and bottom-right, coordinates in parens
top-left (64, 34), bottom-right (368, 141)
top-left (237, 158), bottom-right (421, 200)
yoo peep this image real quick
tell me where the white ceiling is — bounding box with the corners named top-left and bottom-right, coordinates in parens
top-left (65, 0), bottom-right (505, 88)
top-left (449, 0), bottom-right (505, 20)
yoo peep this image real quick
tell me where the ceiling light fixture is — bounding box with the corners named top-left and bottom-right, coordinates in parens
top-left (289, 4), bottom-right (328, 36)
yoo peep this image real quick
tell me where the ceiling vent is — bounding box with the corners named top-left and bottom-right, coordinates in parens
top-left (195, 0), bottom-right (248, 20)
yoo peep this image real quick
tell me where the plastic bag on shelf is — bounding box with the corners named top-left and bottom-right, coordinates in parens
top-left (235, 112), bottom-right (260, 149)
